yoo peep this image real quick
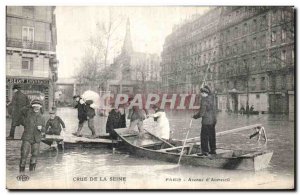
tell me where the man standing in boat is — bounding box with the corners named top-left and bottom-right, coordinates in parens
top-left (106, 104), bottom-right (126, 139)
top-left (192, 86), bottom-right (217, 156)
top-left (127, 98), bottom-right (148, 137)
top-left (148, 105), bottom-right (170, 140)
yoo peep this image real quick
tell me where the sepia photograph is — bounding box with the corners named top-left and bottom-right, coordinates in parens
top-left (5, 5), bottom-right (295, 190)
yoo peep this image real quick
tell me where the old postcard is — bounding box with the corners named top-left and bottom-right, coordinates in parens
top-left (5, 6), bottom-right (295, 190)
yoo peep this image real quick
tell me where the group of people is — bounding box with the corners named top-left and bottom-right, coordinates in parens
top-left (240, 104), bottom-right (255, 114)
top-left (8, 83), bottom-right (218, 172)
top-left (7, 85), bottom-right (66, 173)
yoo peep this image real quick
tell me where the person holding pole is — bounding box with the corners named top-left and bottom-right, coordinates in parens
top-left (192, 85), bottom-right (217, 156)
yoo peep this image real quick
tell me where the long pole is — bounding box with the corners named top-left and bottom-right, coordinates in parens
top-left (177, 119), bottom-right (193, 165)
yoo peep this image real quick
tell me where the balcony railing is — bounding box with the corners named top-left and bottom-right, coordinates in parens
top-left (6, 38), bottom-right (54, 51)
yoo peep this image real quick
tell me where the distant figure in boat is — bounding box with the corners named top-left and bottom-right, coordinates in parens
top-left (250, 105), bottom-right (254, 112)
top-left (148, 105), bottom-right (170, 140)
top-left (240, 105), bottom-right (245, 115)
top-left (192, 85), bottom-right (217, 156)
top-left (106, 104), bottom-right (126, 139)
top-left (45, 109), bottom-right (66, 135)
top-left (127, 98), bottom-right (148, 137)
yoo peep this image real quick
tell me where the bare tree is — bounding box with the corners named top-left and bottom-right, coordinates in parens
top-left (75, 49), bottom-right (100, 89)
top-left (89, 8), bottom-right (124, 68)
top-left (75, 8), bottom-right (124, 90)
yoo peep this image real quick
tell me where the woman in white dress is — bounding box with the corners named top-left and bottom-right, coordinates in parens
top-left (149, 105), bottom-right (170, 140)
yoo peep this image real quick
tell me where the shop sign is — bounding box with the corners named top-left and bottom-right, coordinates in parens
top-left (6, 78), bottom-right (49, 85)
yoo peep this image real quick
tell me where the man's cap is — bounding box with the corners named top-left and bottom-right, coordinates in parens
top-left (49, 110), bottom-right (56, 114)
top-left (73, 95), bottom-right (80, 99)
top-left (200, 85), bottom-right (211, 94)
top-left (31, 99), bottom-right (43, 107)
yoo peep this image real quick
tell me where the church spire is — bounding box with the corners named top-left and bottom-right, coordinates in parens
top-left (122, 18), bottom-right (133, 55)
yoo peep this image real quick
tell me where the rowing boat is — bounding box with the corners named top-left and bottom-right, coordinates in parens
top-left (114, 128), bottom-right (273, 171)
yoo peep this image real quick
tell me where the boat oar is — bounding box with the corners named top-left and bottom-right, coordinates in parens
top-left (177, 119), bottom-right (193, 165)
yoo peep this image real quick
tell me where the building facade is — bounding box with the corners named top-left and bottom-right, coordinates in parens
top-left (6, 6), bottom-right (58, 110)
top-left (161, 6), bottom-right (294, 113)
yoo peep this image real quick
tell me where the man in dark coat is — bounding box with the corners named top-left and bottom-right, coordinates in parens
top-left (7, 85), bottom-right (30, 139)
top-left (73, 95), bottom-right (87, 137)
top-left (192, 86), bottom-right (217, 156)
top-left (19, 99), bottom-right (45, 172)
top-left (106, 105), bottom-right (126, 139)
top-left (72, 96), bottom-right (96, 138)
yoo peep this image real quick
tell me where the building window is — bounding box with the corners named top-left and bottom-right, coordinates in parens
top-left (243, 40), bottom-right (247, 51)
top-left (235, 26), bottom-right (239, 37)
top-left (281, 10), bottom-right (285, 21)
top-left (253, 37), bottom-right (257, 50)
top-left (272, 10), bottom-right (277, 23)
top-left (281, 50), bottom-right (286, 64)
top-left (271, 31), bottom-right (276, 43)
top-left (252, 57), bottom-right (256, 70)
top-left (261, 77), bottom-right (266, 90)
top-left (253, 19), bottom-right (257, 31)
top-left (261, 34), bottom-right (266, 48)
top-left (261, 55), bottom-right (266, 68)
top-left (244, 23), bottom-right (248, 34)
top-left (22, 57), bottom-right (33, 70)
top-left (281, 29), bottom-right (286, 42)
top-left (22, 26), bottom-right (34, 42)
top-left (251, 78), bottom-right (256, 90)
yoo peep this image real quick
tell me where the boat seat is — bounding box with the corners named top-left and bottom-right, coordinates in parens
top-left (158, 145), bottom-right (191, 152)
top-left (122, 134), bottom-right (139, 137)
top-left (240, 151), bottom-right (264, 157)
top-left (140, 142), bottom-right (163, 148)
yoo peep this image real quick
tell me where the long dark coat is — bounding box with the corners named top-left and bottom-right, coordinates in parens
top-left (74, 99), bottom-right (87, 123)
top-left (20, 106), bottom-right (45, 143)
top-left (106, 109), bottom-right (126, 136)
top-left (193, 94), bottom-right (217, 125)
top-left (11, 90), bottom-right (30, 126)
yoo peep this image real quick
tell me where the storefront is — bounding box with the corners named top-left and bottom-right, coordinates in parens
top-left (6, 77), bottom-right (54, 111)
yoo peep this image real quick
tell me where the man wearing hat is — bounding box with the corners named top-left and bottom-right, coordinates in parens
top-left (7, 84), bottom-right (30, 140)
top-left (106, 104), bottom-right (126, 139)
top-left (192, 85), bottom-right (217, 156)
top-left (19, 99), bottom-right (45, 172)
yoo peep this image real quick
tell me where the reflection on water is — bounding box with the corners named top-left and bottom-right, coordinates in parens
top-left (6, 108), bottom-right (294, 188)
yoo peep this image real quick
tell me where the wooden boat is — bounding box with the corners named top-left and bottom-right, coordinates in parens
top-left (41, 134), bottom-right (118, 150)
top-left (114, 126), bottom-right (273, 171)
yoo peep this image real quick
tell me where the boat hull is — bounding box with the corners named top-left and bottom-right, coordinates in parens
top-left (115, 128), bottom-right (273, 171)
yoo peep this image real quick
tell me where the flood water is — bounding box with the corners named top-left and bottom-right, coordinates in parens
top-left (6, 107), bottom-right (294, 189)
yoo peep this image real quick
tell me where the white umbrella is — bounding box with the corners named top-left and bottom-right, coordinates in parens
top-left (81, 90), bottom-right (101, 109)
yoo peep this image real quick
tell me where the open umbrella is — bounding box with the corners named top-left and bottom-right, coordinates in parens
top-left (81, 90), bottom-right (101, 109)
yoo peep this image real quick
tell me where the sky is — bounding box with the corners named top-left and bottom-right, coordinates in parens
top-left (55, 6), bottom-right (210, 78)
